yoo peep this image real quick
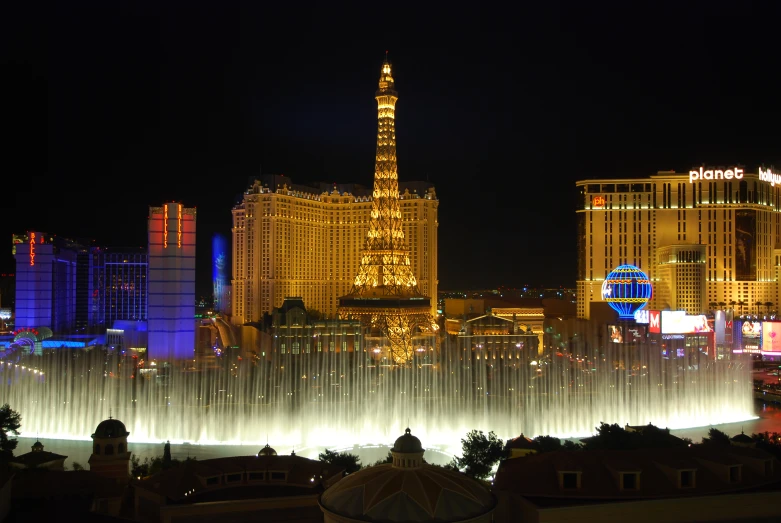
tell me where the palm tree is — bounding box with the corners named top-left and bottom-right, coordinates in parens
top-left (728, 300), bottom-right (737, 312)
top-left (709, 302), bottom-right (718, 312)
top-left (765, 301), bottom-right (774, 315)
top-left (718, 301), bottom-right (727, 311)
top-left (737, 300), bottom-right (747, 316)
top-left (756, 301), bottom-right (764, 314)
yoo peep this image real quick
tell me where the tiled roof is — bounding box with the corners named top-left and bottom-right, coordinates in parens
top-left (320, 463), bottom-right (496, 522)
top-left (505, 435), bottom-right (536, 450)
top-left (135, 455), bottom-right (342, 502)
top-left (494, 446), bottom-right (781, 503)
top-left (10, 450), bottom-right (67, 467)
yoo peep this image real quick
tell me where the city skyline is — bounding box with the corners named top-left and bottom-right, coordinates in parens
top-left (6, 2), bottom-right (781, 294)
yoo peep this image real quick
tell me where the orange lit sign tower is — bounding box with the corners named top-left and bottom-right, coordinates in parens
top-left (148, 203), bottom-right (196, 361)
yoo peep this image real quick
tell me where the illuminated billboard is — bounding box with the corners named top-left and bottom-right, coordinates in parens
top-left (738, 320), bottom-right (761, 354)
top-left (634, 309), bottom-right (649, 324)
top-left (626, 326), bottom-right (646, 342)
top-left (608, 325), bottom-right (624, 343)
top-left (761, 322), bottom-right (781, 354)
top-left (741, 320), bottom-right (762, 338)
top-left (649, 310), bottom-right (661, 333)
top-left (661, 311), bottom-right (712, 334)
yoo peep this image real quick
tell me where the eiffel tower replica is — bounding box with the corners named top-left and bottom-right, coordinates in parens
top-left (338, 55), bottom-right (436, 364)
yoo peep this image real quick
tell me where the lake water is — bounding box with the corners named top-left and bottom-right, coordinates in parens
top-left (18, 399), bottom-right (781, 470)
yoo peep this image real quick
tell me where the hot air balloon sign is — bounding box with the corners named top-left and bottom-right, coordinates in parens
top-left (601, 264), bottom-right (653, 320)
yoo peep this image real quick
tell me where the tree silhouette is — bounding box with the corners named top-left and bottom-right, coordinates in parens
top-left (163, 440), bottom-right (172, 469)
top-left (454, 430), bottom-right (504, 480)
top-left (582, 423), bottom-right (634, 450)
top-left (369, 451), bottom-right (393, 467)
top-left (765, 302), bottom-right (774, 315)
top-left (701, 427), bottom-right (731, 446)
top-left (582, 423), bottom-right (688, 450)
top-left (532, 435), bottom-right (562, 453)
top-left (318, 449), bottom-right (362, 474)
top-left (0, 404), bottom-right (21, 460)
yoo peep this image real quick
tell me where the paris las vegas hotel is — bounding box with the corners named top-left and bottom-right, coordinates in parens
top-left (577, 165), bottom-right (781, 319)
top-left (230, 177), bottom-right (438, 323)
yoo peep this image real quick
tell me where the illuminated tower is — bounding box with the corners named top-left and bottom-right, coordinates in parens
top-left (147, 203), bottom-right (196, 361)
top-left (338, 56), bottom-right (436, 363)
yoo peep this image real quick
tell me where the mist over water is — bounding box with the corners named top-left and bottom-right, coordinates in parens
top-left (0, 332), bottom-right (755, 457)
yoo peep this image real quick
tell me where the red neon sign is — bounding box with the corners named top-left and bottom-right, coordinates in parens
top-left (163, 205), bottom-right (168, 249)
top-left (592, 196), bottom-right (606, 208)
top-left (29, 232), bottom-right (35, 266)
top-left (649, 310), bottom-right (661, 334)
top-left (177, 204), bottom-right (182, 248)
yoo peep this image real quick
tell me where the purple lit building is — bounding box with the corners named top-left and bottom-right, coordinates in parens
top-left (147, 203), bottom-right (196, 361)
top-left (12, 232), bottom-right (83, 332)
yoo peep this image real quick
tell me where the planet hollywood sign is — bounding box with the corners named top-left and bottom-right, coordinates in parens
top-left (688, 166), bottom-right (781, 187)
top-left (759, 167), bottom-right (781, 187)
top-left (688, 167), bottom-right (743, 183)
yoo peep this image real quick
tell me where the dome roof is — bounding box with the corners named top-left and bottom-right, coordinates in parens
top-left (92, 417), bottom-right (129, 439)
top-left (320, 463), bottom-right (496, 522)
top-left (731, 431), bottom-right (754, 444)
top-left (258, 444), bottom-right (277, 456)
top-left (393, 428), bottom-right (423, 453)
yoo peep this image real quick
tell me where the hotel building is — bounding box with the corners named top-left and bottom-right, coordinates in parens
top-left (91, 247), bottom-right (148, 326)
top-left (13, 232), bottom-right (82, 332)
top-left (230, 175), bottom-right (438, 324)
top-left (576, 166), bottom-right (781, 319)
top-left (147, 203), bottom-right (197, 361)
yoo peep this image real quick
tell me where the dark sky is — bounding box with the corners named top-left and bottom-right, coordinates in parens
top-left (4, 1), bottom-right (781, 297)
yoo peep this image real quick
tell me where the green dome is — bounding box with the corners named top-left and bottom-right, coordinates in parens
top-left (92, 418), bottom-right (129, 439)
top-left (392, 428), bottom-right (423, 453)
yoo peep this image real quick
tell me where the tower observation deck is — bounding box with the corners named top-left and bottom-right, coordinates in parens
top-left (338, 56), bottom-right (437, 364)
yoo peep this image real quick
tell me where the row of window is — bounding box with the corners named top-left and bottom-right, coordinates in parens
top-left (204, 470), bottom-right (287, 486)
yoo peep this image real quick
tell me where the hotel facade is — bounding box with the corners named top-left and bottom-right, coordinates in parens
top-left (576, 166), bottom-right (781, 319)
top-left (230, 176), bottom-right (438, 324)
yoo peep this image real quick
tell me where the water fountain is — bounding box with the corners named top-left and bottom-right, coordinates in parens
top-left (0, 327), bottom-right (755, 455)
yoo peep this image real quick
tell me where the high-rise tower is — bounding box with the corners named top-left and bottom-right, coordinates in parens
top-left (338, 56), bottom-right (437, 363)
top-left (147, 202), bottom-right (196, 361)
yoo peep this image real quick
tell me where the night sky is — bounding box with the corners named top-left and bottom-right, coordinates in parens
top-left (4, 1), bottom-right (781, 298)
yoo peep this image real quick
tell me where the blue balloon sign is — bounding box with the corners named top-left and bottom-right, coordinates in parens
top-left (601, 264), bottom-right (652, 320)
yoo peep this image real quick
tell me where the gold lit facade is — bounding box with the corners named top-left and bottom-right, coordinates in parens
top-left (337, 57), bottom-right (437, 364)
top-left (576, 169), bottom-right (781, 319)
top-left (231, 180), bottom-right (437, 325)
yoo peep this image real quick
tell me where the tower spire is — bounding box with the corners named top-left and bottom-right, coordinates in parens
top-left (338, 58), bottom-right (437, 364)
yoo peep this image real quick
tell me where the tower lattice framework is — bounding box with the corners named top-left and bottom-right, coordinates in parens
top-left (338, 56), bottom-right (436, 364)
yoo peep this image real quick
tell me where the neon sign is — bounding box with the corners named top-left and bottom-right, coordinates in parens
top-left (689, 167), bottom-right (743, 183)
top-left (163, 204), bottom-right (168, 249)
top-left (592, 196), bottom-right (606, 208)
top-left (759, 167), bottom-right (781, 187)
top-left (29, 232), bottom-right (35, 266)
top-left (177, 204), bottom-right (182, 248)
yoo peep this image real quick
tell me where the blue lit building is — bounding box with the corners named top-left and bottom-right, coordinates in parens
top-left (147, 202), bottom-right (197, 361)
top-left (13, 232), bottom-right (84, 332)
top-left (91, 247), bottom-right (148, 326)
top-left (212, 234), bottom-right (228, 314)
